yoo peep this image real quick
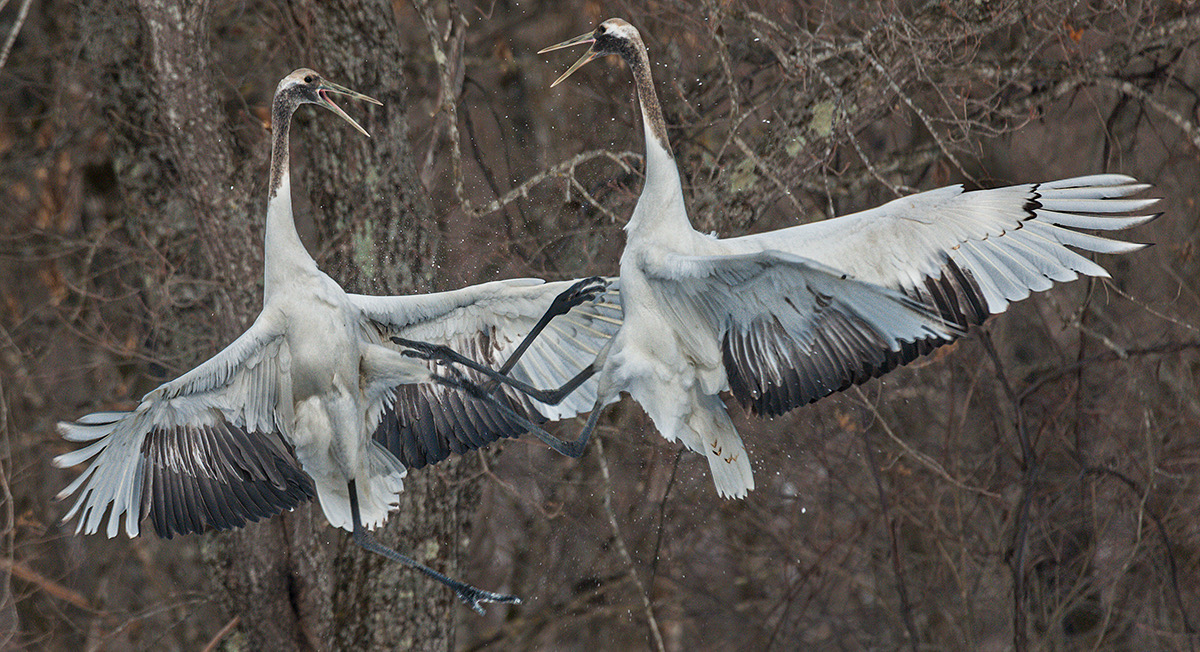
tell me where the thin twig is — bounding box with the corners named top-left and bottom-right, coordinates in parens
top-left (0, 0), bottom-right (32, 70)
top-left (476, 448), bottom-right (563, 519)
top-left (978, 331), bottom-right (1033, 652)
top-left (732, 136), bottom-right (807, 215)
top-left (852, 387), bottom-right (1001, 499)
top-left (0, 558), bottom-right (91, 610)
top-left (1083, 467), bottom-right (1197, 648)
top-left (860, 429), bottom-right (919, 651)
top-left (1018, 341), bottom-right (1200, 403)
top-left (852, 44), bottom-right (973, 183)
top-left (703, 0), bottom-right (740, 119)
top-left (648, 449), bottom-right (683, 587)
top-left (0, 370), bottom-right (14, 643)
top-left (595, 437), bottom-right (665, 652)
top-left (200, 616), bottom-right (241, 652)
top-left (1098, 77), bottom-right (1200, 153)
top-left (1103, 280), bottom-right (1200, 335)
top-left (411, 0), bottom-right (469, 207)
top-left (464, 150), bottom-right (641, 218)
top-left (567, 176), bottom-right (624, 224)
top-left (808, 63), bottom-right (908, 198)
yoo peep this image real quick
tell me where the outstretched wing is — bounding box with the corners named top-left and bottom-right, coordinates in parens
top-left (641, 250), bottom-right (959, 417)
top-left (54, 310), bottom-right (314, 539)
top-left (708, 174), bottom-right (1159, 415)
top-left (348, 278), bottom-right (622, 469)
top-left (733, 174), bottom-right (1160, 329)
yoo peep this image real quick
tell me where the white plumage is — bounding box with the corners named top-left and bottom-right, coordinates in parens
top-left (53, 69), bottom-right (620, 611)
top-left (536, 19), bottom-right (1160, 498)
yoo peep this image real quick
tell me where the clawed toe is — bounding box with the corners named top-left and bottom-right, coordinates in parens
top-left (574, 278), bottom-right (608, 303)
top-left (393, 337), bottom-right (465, 365)
top-left (457, 586), bottom-right (522, 615)
top-left (551, 276), bottom-right (610, 315)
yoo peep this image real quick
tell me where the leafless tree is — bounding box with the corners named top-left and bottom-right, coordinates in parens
top-left (2, 0), bottom-right (1199, 650)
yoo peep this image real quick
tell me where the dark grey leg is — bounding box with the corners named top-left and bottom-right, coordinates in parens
top-left (347, 479), bottom-right (520, 614)
top-left (496, 276), bottom-right (608, 377)
top-left (401, 340), bottom-right (598, 406)
top-left (393, 275), bottom-right (607, 406)
top-left (430, 371), bottom-right (603, 458)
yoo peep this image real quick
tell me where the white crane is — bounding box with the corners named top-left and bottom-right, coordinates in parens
top-left (463, 18), bottom-right (1159, 499)
top-left (53, 69), bottom-right (621, 612)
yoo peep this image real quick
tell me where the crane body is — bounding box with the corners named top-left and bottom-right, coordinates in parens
top-left (55, 69), bottom-right (621, 612)
top-left (506, 19), bottom-right (1162, 498)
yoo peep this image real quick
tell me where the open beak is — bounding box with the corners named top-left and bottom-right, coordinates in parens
top-left (315, 80), bottom-right (382, 138)
top-left (538, 30), bottom-right (601, 88)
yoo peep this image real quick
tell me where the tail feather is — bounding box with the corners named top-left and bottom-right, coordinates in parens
top-left (314, 442), bottom-right (406, 531)
top-left (685, 394), bottom-right (754, 499)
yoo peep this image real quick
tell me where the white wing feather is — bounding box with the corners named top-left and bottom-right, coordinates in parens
top-left (53, 311), bottom-right (306, 538)
top-left (725, 174), bottom-right (1158, 319)
top-left (348, 278), bottom-right (622, 418)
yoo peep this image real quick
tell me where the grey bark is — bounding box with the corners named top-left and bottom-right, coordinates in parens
top-left (134, 0), bottom-right (260, 341)
top-left (82, 0), bottom-right (467, 649)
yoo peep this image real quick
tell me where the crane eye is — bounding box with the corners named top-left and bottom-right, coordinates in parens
top-left (596, 25), bottom-right (606, 35)
top-left (304, 75), bottom-right (315, 84)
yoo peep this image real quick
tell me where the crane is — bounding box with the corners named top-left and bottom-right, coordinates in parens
top-left (53, 69), bottom-right (622, 613)
top-left (436, 18), bottom-right (1159, 499)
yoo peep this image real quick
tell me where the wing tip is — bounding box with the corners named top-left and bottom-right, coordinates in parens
top-left (1139, 210), bottom-right (1166, 227)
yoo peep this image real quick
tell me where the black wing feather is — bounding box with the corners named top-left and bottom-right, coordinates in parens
top-left (140, 421), bottom-right (314, 539)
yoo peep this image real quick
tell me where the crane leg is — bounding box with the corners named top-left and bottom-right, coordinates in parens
top-left (347, 479), bottom-right (520, 615)
top-left (494, 276), bottom-right (608, 377)
top-left (398, 340), bottom-right (598, 406)
top-left (430, 370), bottom-right (603, 458)
top-left (393, 275), bottom-right (607, 406)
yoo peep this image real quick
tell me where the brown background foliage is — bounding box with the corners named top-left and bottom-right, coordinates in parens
top-left (2, 0), bottom-right (1199, 649)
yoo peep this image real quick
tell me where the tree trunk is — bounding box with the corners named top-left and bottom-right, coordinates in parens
top-left (282, 2), bottom-right (480, 649)
top-left (83, 0), bottom-right (468, 648)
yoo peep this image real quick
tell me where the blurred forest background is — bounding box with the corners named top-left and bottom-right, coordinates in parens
top-left (3, 0), bottom-right (1200, 649)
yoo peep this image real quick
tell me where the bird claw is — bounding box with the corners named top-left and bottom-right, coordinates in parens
top-left (455, 585), bottom-right (522, 615)
top-left (401, 348), bottom-right (436, 361)
top-left (548, 276), bottom-right (608, 316)
top-left (394, 337), bottom-right (467, 366)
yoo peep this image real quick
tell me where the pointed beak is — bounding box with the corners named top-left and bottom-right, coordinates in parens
top-left (538, 31), bottom-right (601, 88)
top-left (315, 80), bottom-right (382, 138)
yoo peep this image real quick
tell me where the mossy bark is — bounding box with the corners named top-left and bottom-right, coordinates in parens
top-left (85, 0), bottom-right (471, 648)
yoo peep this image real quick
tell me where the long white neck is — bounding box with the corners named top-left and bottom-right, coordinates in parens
top-left (263, 101), bottom-right (319, 301)
top-left (622, 37), bottom-right (692, 238)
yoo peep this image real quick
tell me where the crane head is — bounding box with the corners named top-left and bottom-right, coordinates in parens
top-left (277, 68), bottom-right (382, 138)
top-left (539, 18), bottom-right (642, 88)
